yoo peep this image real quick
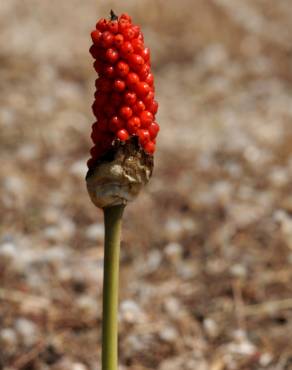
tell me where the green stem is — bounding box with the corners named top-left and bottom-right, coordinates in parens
top-left (102, 205), bottom-right (125, 370)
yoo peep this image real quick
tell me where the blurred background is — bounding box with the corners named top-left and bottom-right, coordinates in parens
top-left (1, 0), bottom-right (292, 369)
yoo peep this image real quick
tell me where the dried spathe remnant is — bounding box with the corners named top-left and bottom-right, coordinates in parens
top-left (86, 137), bottom-right (153, 208)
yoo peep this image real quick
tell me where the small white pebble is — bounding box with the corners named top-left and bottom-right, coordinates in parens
top-left (228, 330), bottom-right (257, 356)
top-left (70, 160), bottom-right (87, 178)
top-left (197, 43), bottom-right (228, 70)
top-left (181, 218), bottom-right (196, 232)
top-left (273, 209), bottom-right (287, 223)
top-left (43, 207), bottom-right (60, 223)
top-left (178, 263), bottom-right (196, 279)
top-left (76, 296), bottom-right (98, 318)
top-left (43, 218), bottom-right (75, 241)
top-left (45, 159), bottom-right (63, 177)
top-left (269, 167), bottom-right (288, 187)
top-left (232, 329), bottom-right (246, 341)
top-left (17, 144), bottom-right (39, 160)
top-left (146, 249), bottom-right (162, 272)
top-left (228, 340), bottom-right (257, 356)
top-left (4, 176), bottom-right (25, 194)
top-left (43, 226), bottom-right (61, 241)
top-left (72, 363), bottom-right (88, 370)
top-left (165, 218), bottom-right (183, 239)
top-left (0, 242), bottom-right (17, 264)
top-left (203, 318), bottom-right (219, 338)
top-left (85, 223), bottom-right (104, 242)
top-left (54, 359), bottom-right (87, 370)
top-left (0, 328), bottom-right (18, 353)
top-left (165, 218), bottom-right (196, 239)
top-left (120, 300), bottom-right (145, 324)
top-left (229, 264), bottom-right (247, 278)
top-left (164, 298), bottom-right (181, 317)
top-left (60, 218), bottom-right (76, 239)
top-left (159, 327), bottom-right (178, 343)
top-left (259, 352), bottom-right (273, 366)
top-left (164, 242), bottom-right (183, 263)
top-left (125, 334), bottom-right (144, 352)
top-left (41, 246), bottom-right (69, 265)
top-left (15, 319), bottom-right (38, 347)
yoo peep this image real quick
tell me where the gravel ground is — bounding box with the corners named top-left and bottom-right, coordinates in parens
top-left (1, 0), bottom-right (292, 369)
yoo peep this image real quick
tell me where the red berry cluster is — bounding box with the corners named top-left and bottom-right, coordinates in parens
top-left (87, 12), bottom-right (159, 169)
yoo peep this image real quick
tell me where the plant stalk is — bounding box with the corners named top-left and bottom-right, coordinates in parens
top-left (102, 205), bottom-right (125, 370)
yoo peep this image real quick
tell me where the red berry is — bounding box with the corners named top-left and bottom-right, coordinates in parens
top-left (96, 18), bottom-right (108, 31)
top-left (93, 92), bottom-right (108, 107)
top-left (91, 30), bottom-right (102, 44)
top-left (114, 34), bottom-right (124, 48)
top-left (100, 133), bottom-right (114, 149)
top-left (123, 27), bottom-right (136, 40)
top-left (139, 64), bottom-right (150, 79)
top-left (133, 100), bottom-right (145, 114)
top-left (131, 26), bottom-right (140, 38)
top-left (119, 106), bottom-right (133, 120)
top-left (141, 47), bottom-right (150, 62)
top-left (143, 141), bottom-right (155, 154)
top-left (144, 91), bottom-right (155, 106)
top-left (148, 121), bottom-right (160, 139)
top-left (124, 91), bottom-right (137, 105)
top-left (108, 20), bottom-right (119, 34)
top-left (145, 72), bottom-right (154, 86)
top-left (101, 31), bottom-right (114, 48)
top-left (103, 104), bottom-right (116, 118)
top-left (140, 110), bottom-right (153, 128)
top-left (135, 81), bottom-right (150, 97)
top-left (104, 65), bottom-right (115, 78)
top-left (129, 54), bottom-right (144, 70)
top-left (113, 79), bottom-right (126, 92)
top-left (119, 13), bottom-right (132, 22)
top-left (120, 41), bottom-right (134, 57)
top-left (132, 38), bottom-right (144, 53)
top-left (91, 129), bottom-right (103, 143)
top-left (90, 145), bottom-right (100, 158)
top-left (111, 92), bottom-right (123, 107)
top-left (127, 116), bottom-right (141, 134)
top-left (105, 48), bottom-right (119, 63)
top-left (117, 129), bottom-right (129, 141)
top-left (92, 101), bottom-right (99, 116)
top-left (115, 61), bottom-right (130, 77)
top-left (91, 139), bottom-right (112, 158)
top-left (95, 77), bottom-right (112, 92)
top-left (91, 121), bottom-right (101, 132)
top-left (93, 59), bottom-right (104, 74)
top-left (137, 32), bottom-right (144, 42)
top-left (97, 118), bottom-right (109, 132)
top-left (148, 100), bottom-right (158, 114)
top-left (89, 45), bottom-right (100, 59)
top-left (91, 121), bottom-right (99, 131)
top-left (138, 129), bottom-right (150, 145)
top-left (109, 116), bottom-right (124, 132)
top-left (87, 157), bottom-right (95, 169)
top-left (126, 72), bottom-right (139, 88)
top-left (119, 19), bottom-right (130, 33)
top-left (94, 110), bottom-right (104, 120)
top-left (94, 89), bottom-right (108, 101)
